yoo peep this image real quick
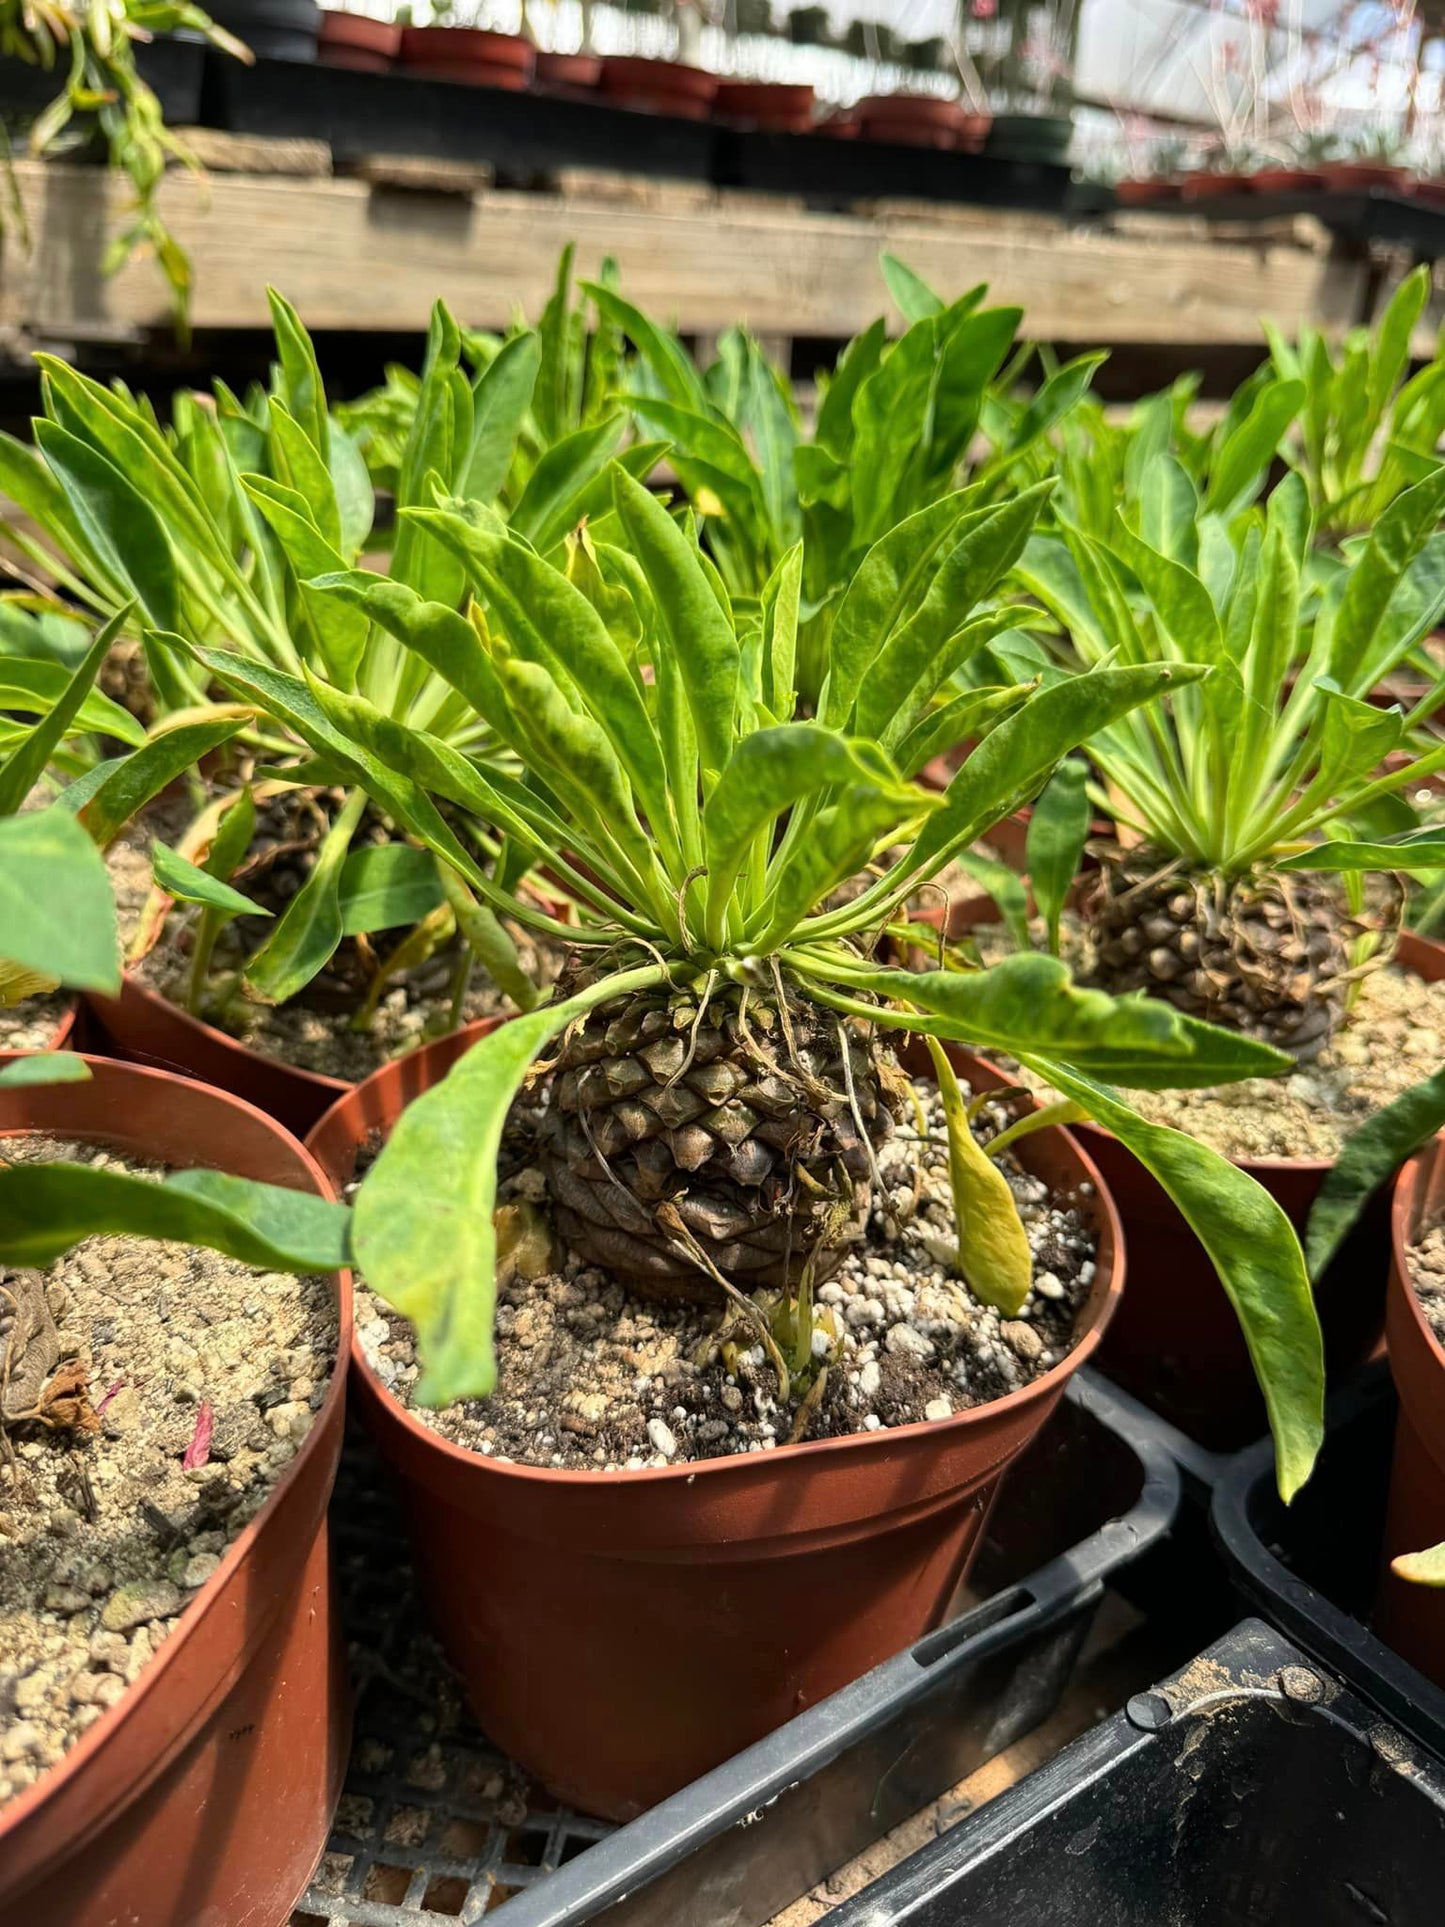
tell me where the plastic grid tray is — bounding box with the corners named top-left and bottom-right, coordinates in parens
top-left (294, 1371), bottom-right (1181, 1927)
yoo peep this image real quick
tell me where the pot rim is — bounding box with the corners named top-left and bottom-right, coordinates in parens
top-left (333, 1035), bottom-right (1125, 1488)
top-left (104, 968), bottom-right (351, 1101)
top-left (940, 893), bottom-right (1445, 1177)
top-left (0, 1052), bottom-right (353, 1838)
top-left (1391, 1141), bottom-right (1445, 1376)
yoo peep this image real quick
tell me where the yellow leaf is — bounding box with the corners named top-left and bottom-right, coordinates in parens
top-left (924, 1036), bottom-right (1033, 1317)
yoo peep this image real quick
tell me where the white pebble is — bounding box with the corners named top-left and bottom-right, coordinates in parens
top-left (646, 1417), bottom-right (678, 1460)
top-left (924, 1396), bottom-right (953, 1422)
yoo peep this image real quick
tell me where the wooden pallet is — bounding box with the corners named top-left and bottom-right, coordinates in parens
top-left (0, 151), bottom-right (1371, 354)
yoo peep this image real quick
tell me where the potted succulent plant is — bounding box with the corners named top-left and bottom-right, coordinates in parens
top-left (21, 457), bottom-right (1324, 1821)
top-left (0, 748), bottom-right (352, 1925)
top-left (956, 458), bottom-right (1445, 1446)
top-left (1267, 266), bottom-right (1445, 546)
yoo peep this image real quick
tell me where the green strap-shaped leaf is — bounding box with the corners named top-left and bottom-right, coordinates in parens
top-left (0, 657), bottom-right (145, 746)
top-left (352, 964), bottom-right (669, 1405)
top-left (1030, 1061), bottom-right (1323, 1502)
top-left (464, 331), bottom-right (542, 501)
top-left (0, 807), bottom-right (119, 993)
top-left (509, 413), bottom-right (628, 554)
top-left (339, 843), bottom-right (447, 937)
top-left (801, 953), bottom-right (1291, 1086)
top-left (611, 464), bottom-right (740, 785)
top-left (702, 724), bottom-right (921, 944)
top-left (1026, 757), bottom-right (1091, 954)
top-left (241, 475), bottom-right (368, 689)
top-left (246, 788), bottom-right (368, 1003)
top-left (880, 253), bottom-right (945, 322)
top-left (78, 713), bottom-right (249, 850)
top-left (0, 1053), bottom-right (91, 1088)
top-left (0, 1160), bottom-right (350, 1272)
top-left (904, 664), bottom-right (1207, 892)
top-left (0, 608), bottom-right (129, 820)
top-left (821, 490), bottom-right (981, 728)
top-left (1279, 831), bottom-right (1445, 873)
top-left (1305, 1067), bottom-right (1445, 1281)
top-left (267, 287), bottom-right (330, 459)
top-left (33, 422), bottom-right (179, 631)
top-left (152, 840), bottom-right (268, 921)
top-left (924, 1036), bottom-right (1032, 1316)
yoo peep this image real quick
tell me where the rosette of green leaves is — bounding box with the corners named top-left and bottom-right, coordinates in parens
top-left (0, 604), bottom-right (249, 1047)
top-left (597, 255), bottom-right (1104, 698)
top-left (1267, 266), bottom-right (1445, 543)
top-left (1014, 461), bottom-right (1445, 874)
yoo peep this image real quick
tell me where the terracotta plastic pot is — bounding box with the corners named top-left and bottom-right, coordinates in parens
top-left (1375, 1141), bottom-right (1445, 1685)
top-left (958, 110), bottom-right (991, 154)
top-left (856, 93), bottom-right (967, 150)
top-left (85, 974), bottom-right (349, 1140)
top-left (0, 1054), bottom-right (352, 1927)
top-left (1319, 161), bottom-right (1407, 193)
top-left (398, 24), bottom-right (535, 87)
top-left (318, 8), bottom-right (398, 67)
top-left (938, 897), bottom-right (1445, 1449)
top-left (533, 48), bottom-right (602, 91)
top-left (307, 1026), bottom-right (1123, 1821)
top-left (1249, 167), bottom-right (1325, 193)
top-left (1115, 178), bottom-right (1182, 204)
top-left (1181, 171), bottom-right (1254, 200)
top-left (714, 78), bottom-right (814, 131)
top-left (599, 56), bottom-right (718, 119)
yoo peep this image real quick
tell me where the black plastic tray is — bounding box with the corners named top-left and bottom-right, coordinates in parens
top-left (816, 1617), bottom-right (1445, 1925)
top-left (713, 128), bottom-right (1077, 214)
top-left (294, 1370), bottom-right (1179, 1927)
top-left (201, 55), bottom-right (719, 186)
top-left (0, 35), bottom-right (206, 129)
top-left (1212, 1360), bottom-right (1445, 1762)
top-left (1125, 185), bottom-right (1445, 257)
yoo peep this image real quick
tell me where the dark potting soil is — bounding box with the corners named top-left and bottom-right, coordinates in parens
top-left (131, 786), bottom-right (565, 1083)
top-left (1407, 1222), bottom-right (1445, 1352)
top-left (353, 1075), bottom-right (1098, 1472)
top-left (0, 1137), bottom-right (336, 1810)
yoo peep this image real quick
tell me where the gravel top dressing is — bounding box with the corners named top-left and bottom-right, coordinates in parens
top-left (0, 1137), bottom-right (336, 1811)
top-left (355, 1074), bottom-right (1098, 1472)
top-left (972, 915), bottom-right (1445, 1161)
top-left (1408, 1223), bottom-right (1445, 1352)
top-left (0, 993), bottom-right (71, 1052)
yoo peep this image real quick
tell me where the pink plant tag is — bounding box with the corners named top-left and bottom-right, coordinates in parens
top-left (183, 1400), bottom-right (214, 1470)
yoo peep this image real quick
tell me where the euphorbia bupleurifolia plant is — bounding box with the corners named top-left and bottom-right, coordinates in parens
top-left (1015, 461), bottom-right (1445, 1058)
top-left (1, 470), bottom-right (1327, 1497)
top-left (0, 288), bottom-right (650, 1030)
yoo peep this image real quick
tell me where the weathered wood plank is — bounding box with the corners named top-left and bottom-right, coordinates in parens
top-left (1, 161), bottom-right (1367, 345)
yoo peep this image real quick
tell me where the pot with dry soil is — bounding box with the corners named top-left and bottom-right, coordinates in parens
top-left (953, 894), bottom-right (1445, 1447)
top-left (308, 1025), bottom-right (1123, 1821)
top-left (0, 1055), bottom-right (351, 1927)
top-left (86, 785), bottom-right (560, 1138)
top-left (1376, 1140), bottom-right (1445, 1686)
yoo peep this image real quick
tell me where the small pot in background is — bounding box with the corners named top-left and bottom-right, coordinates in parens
top-left (598, 55), bottom-right (719, 120)
top-left (1376, 1141), bottom-right (1445, 1688)
top-left (533, 48), bottom-right (602, 93)
top-left (715, 79), bottom-right (815, 132)
top-left (397, 25), bottom-right (535, 89)
top-left (317, 9), bottom-right (399, 70)
top-left (1318, 161), bottom-right (1408, 194)
top-left (855, 93), bottom-right (968, 151)
top-left (0, 1056), bottom-right (352, 1927)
